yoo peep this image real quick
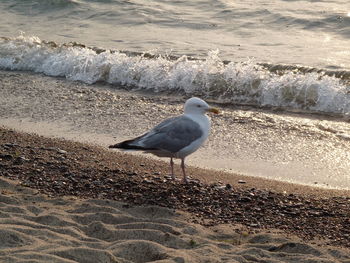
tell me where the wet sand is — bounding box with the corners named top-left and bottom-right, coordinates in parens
top-left (1, 70), bottom-right (350, 189)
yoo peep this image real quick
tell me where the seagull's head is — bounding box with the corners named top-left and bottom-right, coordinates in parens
top-left (184, 97), bottom-right (219, 115)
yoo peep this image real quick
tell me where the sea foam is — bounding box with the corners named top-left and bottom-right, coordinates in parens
top-left (1, 35), bottom-right (349, 116)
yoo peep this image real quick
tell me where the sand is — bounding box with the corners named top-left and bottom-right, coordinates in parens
top-left (1, 69), bottom-right (350, 262)
top-left (1, 176), bottom-right (350, 263)
top-left (1, 127), bottom-right (350, 262)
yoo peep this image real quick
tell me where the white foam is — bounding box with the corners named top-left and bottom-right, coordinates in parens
top-left (1, 35), bottom-right (349, 116)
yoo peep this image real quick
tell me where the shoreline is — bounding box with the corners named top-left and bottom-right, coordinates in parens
top-left (1, 123), bottom-right (349, 197)
top-left (1, 126), bottom-right (350, 250)
top-left (1, 70), bottom-right (350, 189)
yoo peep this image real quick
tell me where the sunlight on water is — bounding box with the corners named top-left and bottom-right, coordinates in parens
top-left (0, 0), bottom-right (349, 70)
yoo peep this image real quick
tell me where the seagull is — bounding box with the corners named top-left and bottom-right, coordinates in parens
top-left (109, 97), bottom-right (219, 183)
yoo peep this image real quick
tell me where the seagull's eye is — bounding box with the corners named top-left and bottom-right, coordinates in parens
top-left (197, 105), bottom-right (201, 107)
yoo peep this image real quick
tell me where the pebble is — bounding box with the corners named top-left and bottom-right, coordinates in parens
top-left (143, 179), bottom-right (153, 184)
top-left (3, 143), bottom-right (20, 148)
top-left (43, 147), bottom-right (67, 154)
top-left (0, 154), bottom-right (13, 160)
top-left (57, 149), bottom-right (68, 154)
top-left (13, 156), bottom-right (30, 165)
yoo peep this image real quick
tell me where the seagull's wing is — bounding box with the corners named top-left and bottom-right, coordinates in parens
top-left (112, 116), bottom-right (203, 153)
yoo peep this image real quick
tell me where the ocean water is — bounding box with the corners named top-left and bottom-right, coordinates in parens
top-left (0, 0), bottom-right (349, 116)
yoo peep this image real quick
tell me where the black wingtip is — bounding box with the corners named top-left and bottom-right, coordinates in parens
top-left (109, 141), bottom-right (130, 149)
top-left (108, 144), bottom-right (120, 149)
top-left (109, 139), bottom-right (157, 151)
top-left (108, 140), bottom-right (143, 150)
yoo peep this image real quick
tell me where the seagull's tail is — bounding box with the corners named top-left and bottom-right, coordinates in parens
top-left (109, 138), bottom-right (147, 150)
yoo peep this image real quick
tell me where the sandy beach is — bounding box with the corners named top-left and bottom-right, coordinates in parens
top-left (1, 0), bottom-right (349, 261)
top-left (1, 176), bottom-right (349, 263)
top-left (1, 70), bottom-right (350, 189)
top-left (1, 127), bottom-right (350, 262)
top-left (1, 70), bottom-right (350, 262)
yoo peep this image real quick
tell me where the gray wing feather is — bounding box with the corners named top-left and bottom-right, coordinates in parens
top-left (134, 116), bottom-right (203, 153)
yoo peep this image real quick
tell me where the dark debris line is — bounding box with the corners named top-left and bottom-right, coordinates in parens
top-left (1, 129), bottom-right (350, 247)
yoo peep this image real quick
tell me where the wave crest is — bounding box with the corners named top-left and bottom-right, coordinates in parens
top-left (1, 35), bottom-right (349, 116)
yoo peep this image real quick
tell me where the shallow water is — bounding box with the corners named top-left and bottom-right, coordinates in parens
top-left (0, 36), bottom-right (349, 117)
top-left (0, 0), bottom-right (349, 116)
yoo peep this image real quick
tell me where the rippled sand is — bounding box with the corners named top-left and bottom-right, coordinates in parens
top-left (1, 176), bottom-right (350, 263)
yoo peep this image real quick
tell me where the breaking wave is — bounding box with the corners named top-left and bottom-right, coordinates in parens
top-left (1, 35), bottom-right (349, 116)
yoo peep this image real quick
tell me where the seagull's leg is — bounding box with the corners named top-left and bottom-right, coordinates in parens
top-left (170, 157), bottom-right (175, 180)
top-left (180, 158), bottom-right (188, 183)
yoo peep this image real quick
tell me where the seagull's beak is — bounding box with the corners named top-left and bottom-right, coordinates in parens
top-left (208, 107), bottom-right (220, 114)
